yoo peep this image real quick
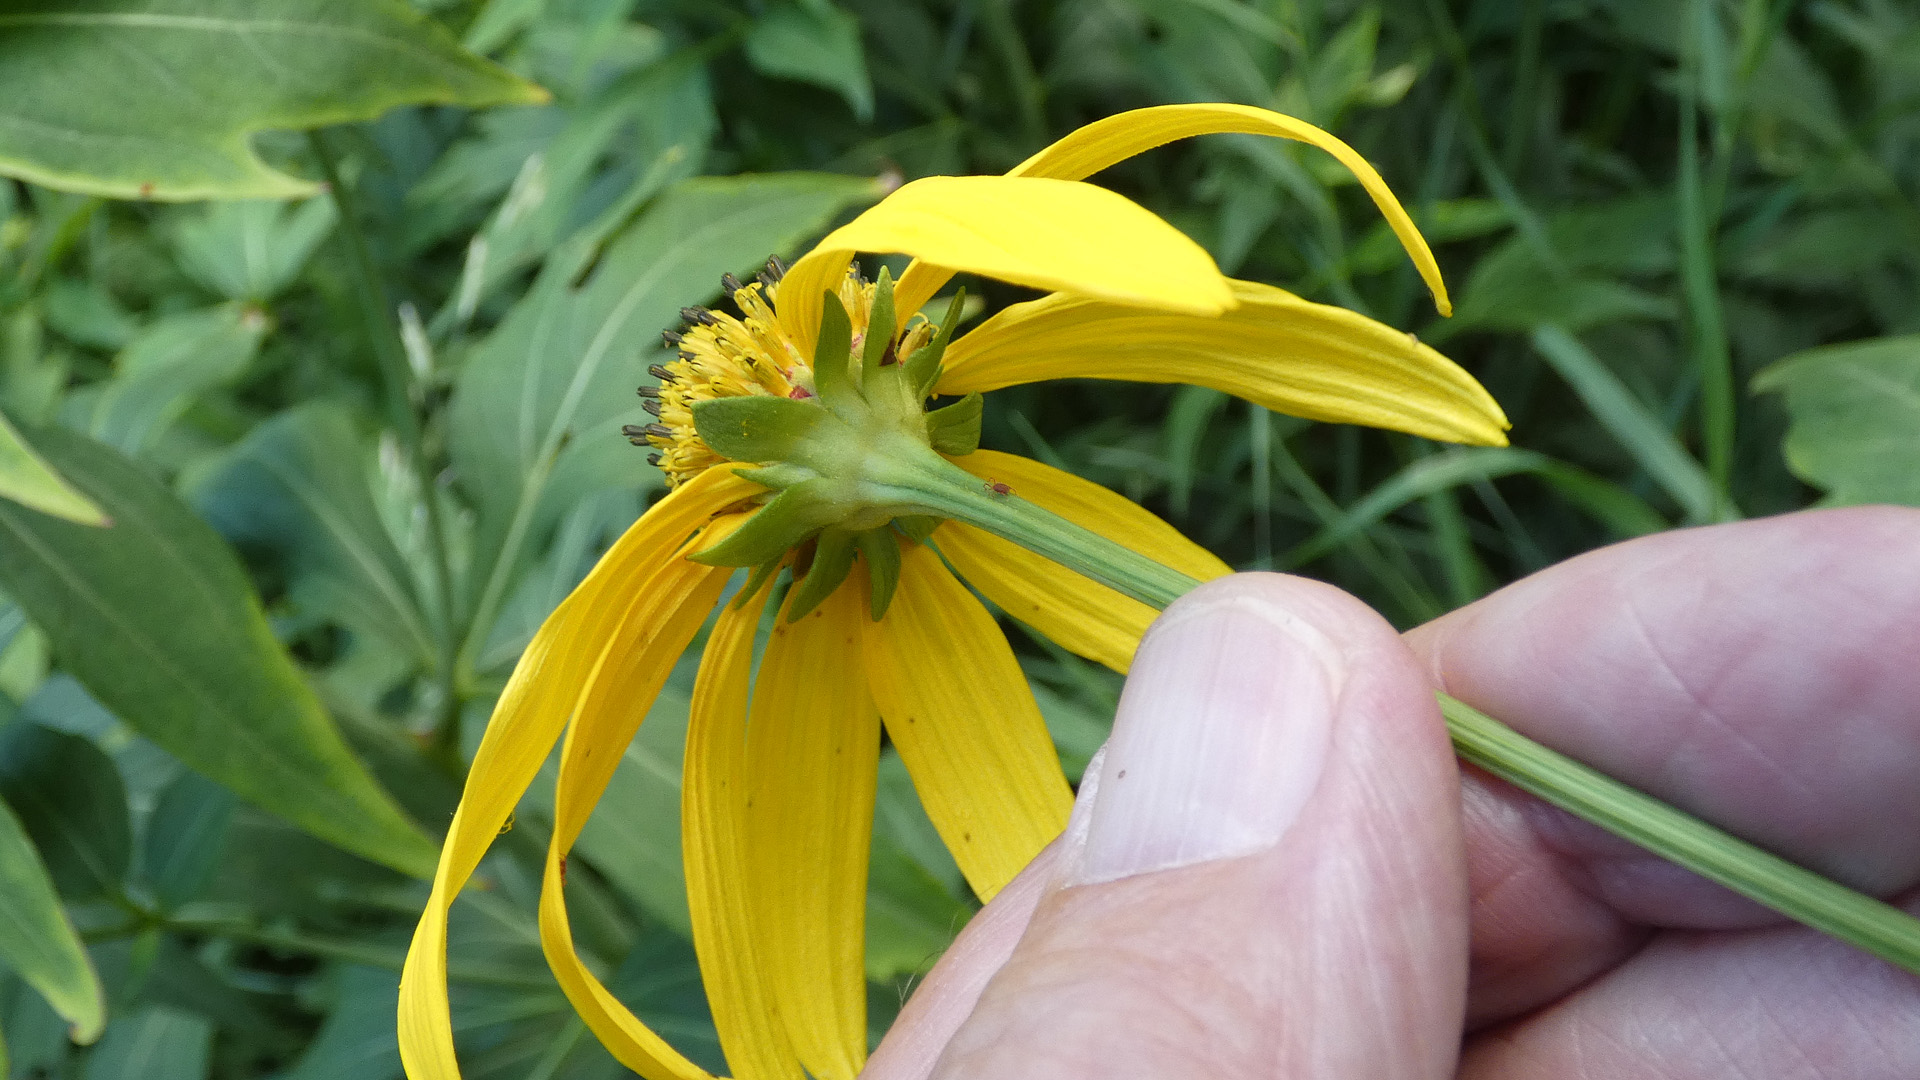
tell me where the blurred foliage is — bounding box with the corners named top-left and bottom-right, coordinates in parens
top-left (0, 0), bottom-right (1915, 1075)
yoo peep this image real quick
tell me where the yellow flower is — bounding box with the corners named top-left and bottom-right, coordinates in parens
top-left (398, 103), bottom-right (1509, 1080)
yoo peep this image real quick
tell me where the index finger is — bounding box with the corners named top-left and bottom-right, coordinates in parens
top-left (1407, 505), bottom-right (1920, 890)
top-left (1403, 506), bottom-right (1920, 1021)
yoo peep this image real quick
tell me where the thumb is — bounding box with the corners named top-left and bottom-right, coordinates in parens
top-left (877, 573), bottom-right (1468, 1080)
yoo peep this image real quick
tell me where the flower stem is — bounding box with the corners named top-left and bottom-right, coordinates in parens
top-left (897, 452), bottom-right (1920, 977)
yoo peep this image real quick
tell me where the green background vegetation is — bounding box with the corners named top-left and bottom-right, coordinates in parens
top-left (0, 0), bottom-right (1914, 1076)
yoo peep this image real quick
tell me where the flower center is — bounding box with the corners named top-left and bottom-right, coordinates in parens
top-left (627, 258), bottom-right (937, 489)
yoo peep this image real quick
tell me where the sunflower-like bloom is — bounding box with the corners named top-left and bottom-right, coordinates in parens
top-left (399, 104), bottom-right (1509, 1080)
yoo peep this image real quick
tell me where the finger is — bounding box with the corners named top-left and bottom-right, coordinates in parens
top-left (919, 573), bottom-right (1468, 1080)
top-left (1461, 893), bottom-right (1920, 1080)
top-left (1403, 505), bottom-right (1920, 1021)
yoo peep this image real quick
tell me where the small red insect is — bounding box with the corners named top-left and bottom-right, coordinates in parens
top-left (985, 480), bottom-right (1013, 496)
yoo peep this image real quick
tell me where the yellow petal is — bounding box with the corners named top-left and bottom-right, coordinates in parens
top-left (934, 522), bottom-right (1149, 675)
top-left (779, 176), bottom-right (1233, 361)
top-left (938, 279), bottom-right (1510, 446)
top-left (538, 519), bottom-right (742, 1080)
top-left (398, 467), bottom-right (759, 1080)
top-left (896, 102), bottom-right (1452, 321)
top-left (744, 581), bottom-right (878, 1080)
top-left (862, 540), bottom-right (1072, 900)
top-left (773, 245), bottom-right (854, 364)
top-left (938, 451), bottom-right (1230, 674)
top-left (684, 578), bottom-right (804, 1080)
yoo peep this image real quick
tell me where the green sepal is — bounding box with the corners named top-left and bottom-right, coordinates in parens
top-left (861, 267), bottom-right (897, 394)
top-left (736, 463), bottom-right (817, 491)
top-left (689, 479), bottom-right (841, 567)
top-left (729, 556), bottom-right (785, 610)
top-left (905, 285), bottom-right (966, 398)
top-left (812, 290), bottom-right (860, 416)
top-left (856, 528), bottom-right (902, 620)
top-left (784, 528), bottom-right (857, 621)
top-left (692, 396), bottom-right (823, 464)
top-left (893, 514), bottom-right (942, 543)
top-left (925, 392), bottom-right (984, 455)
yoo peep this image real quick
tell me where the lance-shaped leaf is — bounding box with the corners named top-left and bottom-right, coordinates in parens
top-left (0, 0), bottom-right (546, 201)
top-left (0, 427), bottom-right (438, 878)
top-left (0, 412), bottom-right (105, 526)
top-left (0, 792), bottom-right (105, 1043)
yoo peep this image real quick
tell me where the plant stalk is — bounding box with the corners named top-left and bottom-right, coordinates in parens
top-left (310, 131), bottom-right (465, 763)
top-left (892, 451), bottom-right (1920, 978)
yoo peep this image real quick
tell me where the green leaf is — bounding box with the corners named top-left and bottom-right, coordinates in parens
top-left (85, 303), bottom-right (268, 455)
top-left (82, 1006), bottom-right (210, 1080)
top-left (1754, 334), bottom-right (1920, 505)
top-left (195, 403), bottom-right (434, 665)
top-left (1285, 447), bottom-right (1549, 567)
top-left (691, 395), bottom-right (825, 464)
top-left (168, 197), bottom-right (337, 302)
top-left (0, 427), bottom-right (438, 878)
top-left (0, 411), bottom-right (106, 525)
top-left (743, 1), bottom-right (875, 122)
top-left (0, 788), bottom-right (105, 1042)
top-left (1531, 325), bottom-right (1724, 523)
top-left (141, 771), bottom-right (234, 911)
top-left (0, 0), bottom-right (546, 201)
top-left (448, 172), bottom-right (880, 671)
top-left (0, 723), bottom-right (129, 901)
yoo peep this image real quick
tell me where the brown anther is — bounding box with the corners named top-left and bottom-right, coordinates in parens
top-left (643, 399), bottom-right (663, 416)
top-left (681, 306), bottom-right (718, 326)
top-left (647, 453), bottom-right (662, 465)
top-left (622, 424), bottom-right (649, 440)
top-left (649, 364), bottom-right (674, 381)
top-left (662, 329), bottom-right (684, 346)
top-left (721, 273), bottom-right (744, 295)
top-left (637, 386), bottom-right (660, 398)
top-left (642, 423), bottom-right (673, 438)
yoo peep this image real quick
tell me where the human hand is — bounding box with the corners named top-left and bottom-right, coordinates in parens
top-left (860, 506), bottom-right (1920, 1079)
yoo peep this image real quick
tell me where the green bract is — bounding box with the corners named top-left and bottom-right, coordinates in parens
top-left (688, 274), bottom-right (977, 619)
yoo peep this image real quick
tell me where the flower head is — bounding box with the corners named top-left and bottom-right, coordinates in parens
top-left (400, 104), bottom-right (1509, 1080)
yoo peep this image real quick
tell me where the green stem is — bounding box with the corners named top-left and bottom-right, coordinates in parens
top-left (1443, 696), bottom-right (1920, 974)
top-left (1679, 0), bottom-right (1736, 514)
top-left (898, 452), bottom-right (1920, 978)
top-left (311, 131), bottom-right (465, 762)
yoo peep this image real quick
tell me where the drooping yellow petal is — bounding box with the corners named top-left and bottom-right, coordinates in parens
top-left (934, 523), bottom-right (1147, 675)
top-left (684, 577), bottom-right (804, 1080)
top-left (743, 581), bottom-right (879, 1080)
top-left (939, 451), bottom-right (1230, 674)
top-left (862, 540), bottom-right (1072, 901)
top-left (896, 102), bottom-right (1452, 319)
top-left (399, 466), bottom-right (759, 1080)
top-left (778, 176), bottom-right (1233, 361)
top-left (937, 279), bottom-right (1509, 446)
top-left (538, 517), bottom-right (746, 1080)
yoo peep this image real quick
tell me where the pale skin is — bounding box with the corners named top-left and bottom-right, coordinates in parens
top-left (861, 506), bottom-right (1920, 1079)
